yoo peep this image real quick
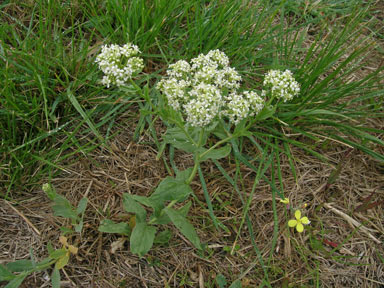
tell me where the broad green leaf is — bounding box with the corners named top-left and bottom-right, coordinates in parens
top-left (76, 198), bottom-right (88, 215)
top-left (153, 230), bottom-right (172, 244)
top-left (164, 207), bottom-right (201, 250)
top-left (4, 274), bottom-right (27, 288)
top-left (122, 194), bottom-right (147, 223)
top-left (175, 168), bottom-right (193, 182)
top-left (49, 249), bottom-right (67, 260)
top-left (199, 145), bottom-right (231, 162)
top-left (51, 268), bottom-right (60, 288)
top-left (98, 219), bottom-right (131, 236)
top-left (149, 177), bottom-right (193, 203)
top-left (130, 223), bottom-right (157, 257)
top-left (52, 196), bottom-right (78, 221)
top-left (215, 274), bottom-right (227, 288)
top-left (0, 265), bottom-right (14, 281)
top-left (163, 127), bottom-right (198, 153)
top-left (163, 127), bottom-right (207, 154)
top-left (6, 260), bottom-right (34, 272)
top-left (55, 253), bottom-right (69, 270)
top-left (229, 279), bottom-right (242, 288)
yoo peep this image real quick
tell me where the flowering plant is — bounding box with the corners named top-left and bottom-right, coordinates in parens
top-left (95, 45), bottom-right (302, 256)
top-left (95, 43), bottom-right (144, 87)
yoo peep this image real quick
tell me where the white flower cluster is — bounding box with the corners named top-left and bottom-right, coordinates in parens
top-left (157, 50), bottom-right (263, 126)
top-left (95, 43), bottom-right (144, 87)
top-left (262, 70), bottom-right (300, 102)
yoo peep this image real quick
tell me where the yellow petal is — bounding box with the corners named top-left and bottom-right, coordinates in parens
top-left (280, 198), bottom-right (289, 204)
top-left (296, 223), bottom-right (304, 233)
top-left (288, 219), bottom-right (297, 227)
top-left (301, 217), bottom-right (310, 225)
top-left (294, 210), bottom-right (301, 220)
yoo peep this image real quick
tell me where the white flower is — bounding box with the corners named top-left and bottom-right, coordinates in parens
top-left (95, 43), bottom-right (144, 87)
top-left (263, 69), bottom-right (300, 102)
top-left (156, 50), bottom-right (265, 127)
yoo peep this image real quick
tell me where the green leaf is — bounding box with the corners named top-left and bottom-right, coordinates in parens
top-left (51, 268), bottom-right (60, 288)
top-left (163, 127), bottom-right (207, 154)
top-left (49, 249), bottom-right (67, 260)
top-left (199, 145), bottom-right (231, 162)
top-left (52, 196), bottom-right (78, 221)
top-left (122, 194), bottom-right (147, 223)
top-left (6, 260), bottom-right (34, 273)
top-left (163, 128), bottom-right (197, 153)
top-left (130, 223), bottom-right (157, 257)
top-left (255, 105), bottom-right (276, 121)
top-left (76, 198), bottom-right (88, 215)
top-left (149, 177), bottom-right (193, 203)
top-left (212, 122), bottom-right (229, 140)
top-left (178, 201), bottom-right (192, 217)
top-left (55, 253), bottom-right (69, 270)
top-left (153, 230), bottom-right (172, 244)
top-left (228, 279), bottom-right (242, 288)
top-left (215, 273), bottom-right (227, 288)
top-left (67, 87), bottom-right (104, 142)
top-left (59, 227), bottom-right (73, 235)
top-left (4, 274), bottom-right (27, 288)
top-left (175, 168), bottom-right (193, 182)
top-left (150, 201), bottom-right (192, 225)
top-left (42, 183), bottom-right (56, 200)
top-left (74, 221), bottom-right (84, 233)
top-left (131, 195), bottom-right (162, 210)
top-left (164, 207), bottom-right (202, 250)
top-left (0, 265), bottom-right (14, 281)
top-left (98, 219), bottom-right (131, 236)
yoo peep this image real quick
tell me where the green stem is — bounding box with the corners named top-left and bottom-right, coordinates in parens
top-left (186, 128), bottom-right (205, 184)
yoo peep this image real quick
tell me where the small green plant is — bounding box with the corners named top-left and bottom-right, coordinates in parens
top-left (215, 274), bottom-right (242, 288)
top-left (98, 168), bottom-right (200, 256)
top-left (43, 183), bottom-right (88, 234)
top-left (0, 184), bottom-right (86, 288)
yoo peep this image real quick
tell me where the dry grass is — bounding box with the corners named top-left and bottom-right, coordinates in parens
top-left (1, 111), bottom-right (383, 287)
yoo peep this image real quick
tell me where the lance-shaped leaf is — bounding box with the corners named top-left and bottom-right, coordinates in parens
top-left (164, 207), bottom-right (201, 250)
top-left (98, 219), bottom-right (131, 236)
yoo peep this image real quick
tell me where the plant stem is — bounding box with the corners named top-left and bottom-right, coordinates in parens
top-left (186, 128), bottom-right (205, 184)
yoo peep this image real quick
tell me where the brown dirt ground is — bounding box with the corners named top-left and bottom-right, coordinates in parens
top-left (1, 111), bottom-right (383, 287)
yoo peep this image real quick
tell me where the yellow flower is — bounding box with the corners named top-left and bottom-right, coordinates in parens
top-left (288, 210), bottom-right (310, 233)
top-left (280, 198), bottom-right (289, 204)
